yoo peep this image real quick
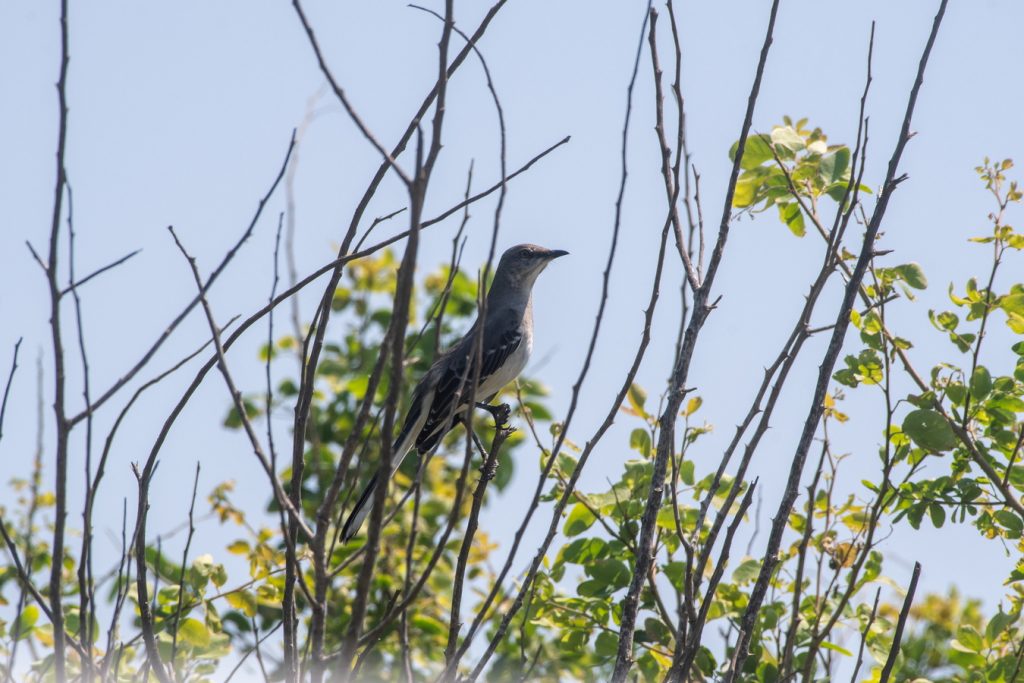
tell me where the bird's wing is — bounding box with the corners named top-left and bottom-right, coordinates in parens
top-left (414, 322), bottom-right (523, 453)
top-left (479, 322), bottom-right (524, 379)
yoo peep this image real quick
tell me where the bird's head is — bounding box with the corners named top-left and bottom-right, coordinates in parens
top-left (493, 243), bottom-right (568, 291)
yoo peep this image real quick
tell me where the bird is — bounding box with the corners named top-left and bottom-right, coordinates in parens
top-left (340, 243), bottom-right (568, 543)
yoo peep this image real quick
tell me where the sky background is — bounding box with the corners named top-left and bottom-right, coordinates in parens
top-left (3, 0), bottom-right (1024, 677)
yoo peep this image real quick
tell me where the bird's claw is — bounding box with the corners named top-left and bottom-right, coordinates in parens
top-left (476, 401), bottom-right (512, 429)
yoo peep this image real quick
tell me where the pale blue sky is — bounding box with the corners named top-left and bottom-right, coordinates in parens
top-left (3, 0), bottom-right (1024, 673)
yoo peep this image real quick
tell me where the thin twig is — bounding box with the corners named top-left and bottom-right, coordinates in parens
top-left (0, 339), bottom-right (21, 442)
top-left (849, 588), bottom-right (881, 683)
top-left (60, 248), bottom-right (141, 295)
top-left (131, 461), bottom-right (174, 683)
top-left (879, 562), bottom-right (922, 683)
top-left (44, 2), bottom-right (71, 676)
top-left (169, 463), bottom-right (201, 674)
top-left (444, 421), bottom-right (515, 674)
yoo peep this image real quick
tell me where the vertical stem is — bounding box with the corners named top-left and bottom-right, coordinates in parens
top-left (878, 563), bottom-right (921, 683)
top-left (443, 427), bottom-right (513, 677)
top-left (47, 1), bottom-right (71, 678)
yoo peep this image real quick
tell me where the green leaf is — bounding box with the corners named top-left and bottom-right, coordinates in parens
top-left (969, 366), bottom-right (992, 400)
top-left (595, 631), bottom-right (618, 657)
top-left (560, 537), bottom-right (607, 565)
top-left (626, 383), bottom-right (648, 418)
top-left (144, 546), bottom-right (183, 585)
top-left (1001, 294), bottom-right (1024, 333)
top-left (636, 652), bottom-right (663, 681)
top-left (990, 397), bottom-right (1024, 413)
top-left (1002, 293), bottom-right (1024, 316)
top-left (776, 202), bottom-right (806, 237)
top-left (819, 641), bottom-right (853, 657)
top-left (411, 614), bottom-right (446, 636)
top-left (577, 578), bottom-right (609, 597)
top-left (564, 503), bottom-right (597, 537)
top-left (13, 604), bottom-right (38, 639)
top-left (178, 618), bottom-right (211, 648)
top-left (210, 562), bottom-right (228, 589)
top-left (729, 134), bottom-right (774, 170)
top-left (256, 584), bottom-right (279, 602)
top-left (758, 662), bottom-right (780, 683)
top-left (892, 262), bottom-right (928, 289)
top-left (954, 624), bottom-right (984, 653)
top-left (902, 409), bottom-right (958, 452)
top-left (820, 147), bottom-right (850, 183)
top-left (663, 562), bottom-right (687, 591)
top-left (684, 396), bottom-right (702, 417)
top-left (770, 126), bottom-right (805, 153)
top-left (630, 428), bottom-right (652, 458)
top-left (985, 611), bottom-right (1015, 641)
top-left (731, 558), bottom-right (761, 584)
top-left (928, 503), bottom-right (946, 528)
top-left (226, 540), bottom-right (250, 555)
top-left (225, 590), bottom-right (257, 617)
top-left (995, 510), bottom-right (1023, 535)
top-left (587, 558), bottom-right (631, 590)
top-left (733, 178), bottom-right (758, 208)
top-left (679, 460), bottom-right (695, 486)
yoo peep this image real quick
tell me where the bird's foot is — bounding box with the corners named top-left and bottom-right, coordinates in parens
top-left (475, 401), bottom-right (512, 429)
top-left (479, 429), bottom-right (515, 480)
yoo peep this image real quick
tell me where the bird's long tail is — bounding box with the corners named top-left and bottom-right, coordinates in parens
top-left (339, 426), bottom-right (417, 544)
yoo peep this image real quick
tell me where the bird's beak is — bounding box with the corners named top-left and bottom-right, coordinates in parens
top-left (547, 249), bottom-right (569, 260)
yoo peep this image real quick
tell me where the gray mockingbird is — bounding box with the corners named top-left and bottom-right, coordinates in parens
top-left (340, 243), bottom-right (568, 543)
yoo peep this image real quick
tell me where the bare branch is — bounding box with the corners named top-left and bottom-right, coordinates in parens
top-left (879, 562), bottom-right (922, 683)
top-left (444, 420), bottom-right (515, 674)
top-left (647, 8), bottom-right (700, 292)
top-left (0, 339), bottom-right (22, 443)
top-left (131, 462), bottom-right (174, 683)
top-left (667, 480), bottom-right (758, 681)
top-left (850, 588), bottom-right (882, 683)
top-left (44, 3), bottom-right (71, 675)
top-left (60, 247), bottom-right (141, 295)
top-left (169, 463), bottom-right (201, 670)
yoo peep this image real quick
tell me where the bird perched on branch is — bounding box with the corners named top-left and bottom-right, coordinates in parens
top-left (340, 243), bottom-right (568, 543)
